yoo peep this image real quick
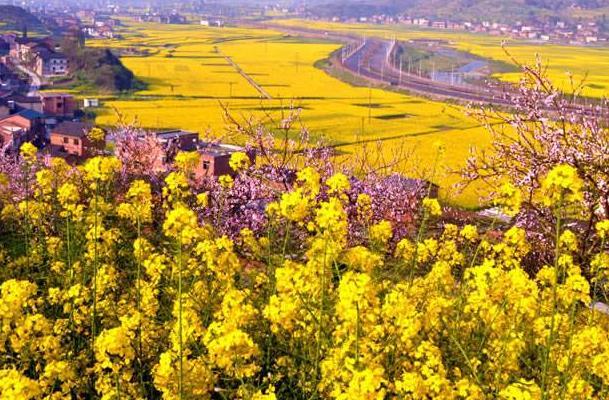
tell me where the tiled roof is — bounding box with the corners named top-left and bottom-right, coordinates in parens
top-left (51, 121), bottom-right (92, 138)
top-left (5, 94), bottom-right (41, 104)
top-left (16, 109), bottom-right (43, 120)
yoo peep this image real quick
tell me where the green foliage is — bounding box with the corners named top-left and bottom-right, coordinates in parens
top-left (59, 38), bottom-right (145, 93)
top-left (0, 5), bottom-right (47, 35)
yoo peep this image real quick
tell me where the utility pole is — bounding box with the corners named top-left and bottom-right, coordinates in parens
top-left (451, 65), bottom-right (454, 86)
top-left (399, 58), bottom-right (403, 85)
top-left (368, 85), bottom-right (372, 123)
top-left (361, 116), bottom-right (365, 136)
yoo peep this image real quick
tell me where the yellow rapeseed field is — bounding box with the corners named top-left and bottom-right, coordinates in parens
top-left (88, 20), bottom-right (491, 206)
top-left (276, 19), bottom-right (609, 98)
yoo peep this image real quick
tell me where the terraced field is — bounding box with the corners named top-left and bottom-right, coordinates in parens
top-left (86, 21), bottom-right (494, 206)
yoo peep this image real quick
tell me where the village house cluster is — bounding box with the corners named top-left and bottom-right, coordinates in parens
top-left (0, 86), bottom-right (250, 175)
top-left (323, 15), bottom-right (608, 45)
top-left (81, 14), bottom-right (120, 39)
top-left (43, 7), bottom-right (189, 37)
top-left (1, 34), bottom-right (69, 78)
top-left (0, 90), bottom-right (79, 154)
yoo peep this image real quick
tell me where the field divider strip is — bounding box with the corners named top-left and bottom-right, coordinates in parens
top-left (215, 46), bottom-right (273, 99)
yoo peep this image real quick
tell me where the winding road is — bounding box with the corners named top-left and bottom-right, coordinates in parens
top-left (12, 61), bottom-right (43, 97)
top-left (251, 21), bottom-right (596, 112)
top-left (341, 38), bottom-right (515, 106)
top-left (251, 22), bottom-right (516, 106)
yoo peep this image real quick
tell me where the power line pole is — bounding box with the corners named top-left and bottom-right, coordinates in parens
top-left (368, 85), bottom-right (372, 123)
top-left (399, 58), bottom-right (403, 85)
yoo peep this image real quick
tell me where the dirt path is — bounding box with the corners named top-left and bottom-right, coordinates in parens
top-left (215, 46), bottom-right (272, 99)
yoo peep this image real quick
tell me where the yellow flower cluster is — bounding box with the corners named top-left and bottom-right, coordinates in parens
top-left (495, 182), bottom-right (522, 217)
top-left (229, 151), bottom-right (251, 173)
top-left (542, 164), bottom-right (584, 207)
top-left (174, 151), bottom-right (200, 175)
top-left (422, 197), bottom-right (442, 217)
top-left (117, 179), bottom-right (153, 224)
top-left (0, 158), bottom-right (608, 400)
top-left (83, 156), bottom-right (121, 184)
top-left (20, 142), bottom-right (38, 164)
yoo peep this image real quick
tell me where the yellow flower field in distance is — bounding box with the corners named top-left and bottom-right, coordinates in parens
top-left (89, 20), bottom-right (492, 206)
top-left (275, 19), bottom-right (609, 98)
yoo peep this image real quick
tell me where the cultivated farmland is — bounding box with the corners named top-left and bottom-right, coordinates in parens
top-left (274, 19), bottom-right (609, 98)
top-left (88, 21), bottom-right (490, 206)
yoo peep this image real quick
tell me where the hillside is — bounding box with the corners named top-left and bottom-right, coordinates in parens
top-left (59, 37), bottom-right (145, 93)
top-left (0, 5), bottom-right (48, 35)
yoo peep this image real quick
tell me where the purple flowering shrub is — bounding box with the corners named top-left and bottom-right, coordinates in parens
top-left (463, 56), bottom-right (609, 265)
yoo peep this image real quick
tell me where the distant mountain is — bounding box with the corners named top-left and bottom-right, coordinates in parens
top-left (304, 0), bottom-right (609, 22)
top-left (0, 5), bottom-right (47, 35)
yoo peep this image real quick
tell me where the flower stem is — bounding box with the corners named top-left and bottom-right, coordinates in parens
top-left (178, 235), bottom-right (184, 400)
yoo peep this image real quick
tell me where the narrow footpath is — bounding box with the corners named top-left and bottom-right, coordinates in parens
top-left (215, 46), bottom-right (272, 100)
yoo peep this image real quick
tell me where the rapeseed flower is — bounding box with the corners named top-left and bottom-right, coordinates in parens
top-left (229, 151), bottom-right (251, 173)
top-left (422, 197), bottom-right (442, 217)
top-left (541, 164), bottom-right (583, 207)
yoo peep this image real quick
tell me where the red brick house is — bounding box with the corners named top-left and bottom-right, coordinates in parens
top-left (195, 143), bottom-right (254, 178)
top-left (0, 110), bottom-right (44, 153)
top-left (49, 121), bottom-right (93, 158)
top-left (41, 93), bottom-right (77, 118)
top-left (0, 99), bottom-right (9, 119)
top-left (144, 130), bottom-right (254, 176)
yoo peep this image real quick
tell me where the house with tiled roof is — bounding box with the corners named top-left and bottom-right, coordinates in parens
top-left (2, 93), bottom-right (43, 113)
top-left (49, 121), bottom-right (94, 158)
top-left (34, 48), bottom-right (69, 77)
top-left (195, 142), bottom-right (254, 178)
top-left (0, 109), bottom-right (44, 153)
